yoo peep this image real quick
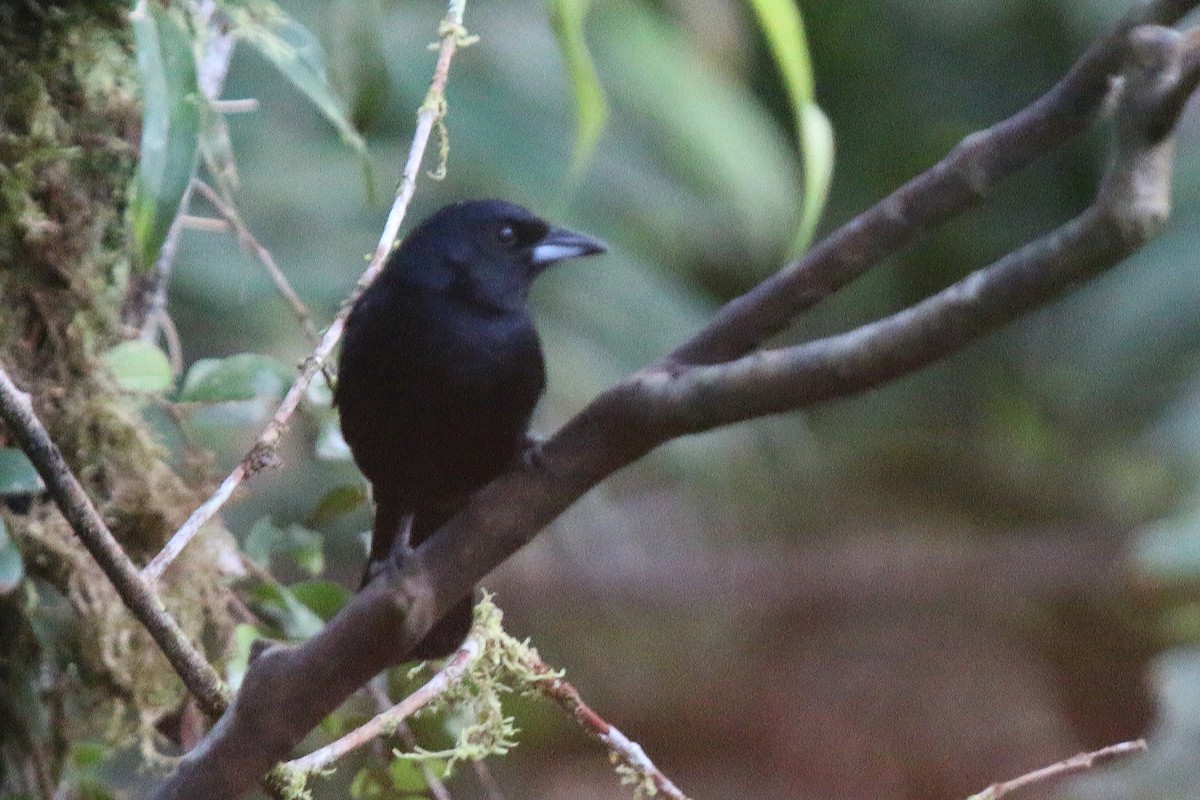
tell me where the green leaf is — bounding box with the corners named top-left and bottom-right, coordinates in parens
top-left (243, 579), bottom-right (326, 640)
top-left (309, 484), bottom-right (368, 526)
top-left (588, 4), bottom-right (803, 263)
top-left (178, 353), bottom-right (295, 403)
top-left (350, 766), bottom-right (383, 800)
top-left (70, 741), bottom-right (108, 771)
top-left (0, 518), bottom-right (25, 594)
top-left (795, 102), bottom-right (835, 252)
top-left (745, 0), bottom-right (834, 252)
top-left (388, 759), bottom-right (430, 793)
top-left (64, 741), bottom-right (118, 800)
top-left (104, 340), bottom-right (173, 393)
top-left (546, 0), bottom-right (607, 180)
top-left (225, 1), bottom-right (368, 158)
top-left (225, 623), bottom-right (261, 691)
top-left (0, 448), bottom-right (43, 497)
top-left (314, 416), bottom-right (352, 461)
top-left (244, 517), bottom-right (325, 576)
top-left (289, 579), bottom-right (351, 621)
top-left (130, 1), bottom-right (201, 268)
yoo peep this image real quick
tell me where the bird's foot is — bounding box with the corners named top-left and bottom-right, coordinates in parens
top-left (518, 432), bottom-right (548, 472)
top-left (358, 513), bottom-right (416, 590)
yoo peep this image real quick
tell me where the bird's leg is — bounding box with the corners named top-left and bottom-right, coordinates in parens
top-left (361, 510), bottom-right (416, 588)
top-left (386, 511), bottom-right (416, 567)
top-left (396, 512), bottom-right (414, 551)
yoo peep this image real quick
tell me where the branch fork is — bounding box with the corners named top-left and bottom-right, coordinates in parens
top-left (1, 3), bottom-right (1197, 799)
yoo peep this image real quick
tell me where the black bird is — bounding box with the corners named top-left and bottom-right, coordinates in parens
top-left (335, 199), bottom-right (606, 659)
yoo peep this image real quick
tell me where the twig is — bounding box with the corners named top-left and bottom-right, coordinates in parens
top-left (287, 636), bottom-right (483, 774)
top-left (633, 24), bottom-right (1188, 435)
top-left (179, 214), bottom-right (231, 233)
top-left (291, 607), bottom-right (682, 799)
top-left (471, 759), bottom-right (506, 800)
top-left (366, 679), bottom-right (455, 800)
top-left (523, 652), bottom-right (690, 800)
top-left (966, 739), bottom-right (1148, 800)
top-left (192, 179), bottom-right (322, 345)
top-left (0, 367), bottom-right (230, 718)
top-left (210, 98), bottom-right (259, 114)
top-left (666, 0), bottom-right (1198, 368)
top-left (141, 0), bottom-right (472, 585)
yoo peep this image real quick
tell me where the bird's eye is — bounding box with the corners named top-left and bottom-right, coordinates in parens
top-left (496, 225), bottom-right (517, 246)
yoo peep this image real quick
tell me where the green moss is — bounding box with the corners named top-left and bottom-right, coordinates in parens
top-left (0, 4), bottom-right (236, 788)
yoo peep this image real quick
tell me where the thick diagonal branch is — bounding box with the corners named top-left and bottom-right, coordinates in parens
top-left (149, 15), bottom-right (1200, 800)
top-left (667, 0), bottom-right (1196, 367)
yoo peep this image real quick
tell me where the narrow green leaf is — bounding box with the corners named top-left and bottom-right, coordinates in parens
top-left (225, 1), bottom-right (367, 158)
top-left (0, 449), bottom-right (44, 497)
top-left (546, 0), bottom-right (607, 180)
top-left (104, 340), bottom-right (173, 393)
top-left (796, 102), bottom-right (835, 252)
top-left (131, 1), bottom-right (201, 268)
top-left (590, 5), bottom-right (802, 260)
top-left (285, 524), bottom-right (325, 576)
top-left (0, 518), bottom-right (25, 594)
top-left (745, 0), bottom-right (834, 252)
top-left (178, 353), bottom-right (295, 403)
top-left (747, 0), bottom-right (814, 105)
top-left (289, 579), bottom-right (351, 621)
top-left (308, 485), bottom-right (368, 526)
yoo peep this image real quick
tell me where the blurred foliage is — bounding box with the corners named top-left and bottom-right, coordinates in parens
top-left (7, 0), bottom-right (1200, 797)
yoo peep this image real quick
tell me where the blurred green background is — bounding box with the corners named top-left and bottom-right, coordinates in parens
top-left (154, 0), bottom-right (1200, 797)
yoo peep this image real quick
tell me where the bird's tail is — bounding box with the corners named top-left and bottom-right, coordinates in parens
top-left (360, 498), bottom-right (475, 660)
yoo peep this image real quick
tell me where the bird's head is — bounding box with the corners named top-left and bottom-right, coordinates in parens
top-left (392, 199), bottom-right (607, 312)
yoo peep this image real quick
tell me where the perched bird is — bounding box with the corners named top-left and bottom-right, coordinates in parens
top-left (335, 199), bottom-right (606, 658)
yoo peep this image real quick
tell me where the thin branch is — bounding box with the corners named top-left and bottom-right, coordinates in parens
top-left (192, 179), bottom-right (322, 345)
top-left (210, 98), bottom-right (259, 114)
top-left (286, 636), bottom-right (483, 774)
top-left (665, 0), bottom-right (1197, 368)
top-left (522, 652), bottom-right (690, 800)
top-left (366, 679), bottom-right (455, 800)
top-left (635, 24), bottom-right (1187, 435)
top-left (291, 616), bottom-right (685, 799)
top-left (0, 367), bottom-right (230, 718)
top-left (470, 759), bottom-right (505, 800)
top-left (179, 214), bottom-right (231, 233)
top-left (141, 0), bottom-right (473, 585)
top-left (967, 739), bottom-right (1148, 800)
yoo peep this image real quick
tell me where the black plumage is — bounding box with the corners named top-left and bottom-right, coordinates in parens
top-left (335, 199), bottom-right (605, 658)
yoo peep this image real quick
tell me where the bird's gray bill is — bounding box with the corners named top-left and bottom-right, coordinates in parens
top-left (530, 226), bottom-right (607, 267)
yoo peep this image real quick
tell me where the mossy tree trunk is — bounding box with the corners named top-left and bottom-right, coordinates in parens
top-left (0, 4), bottom-right (232, 794)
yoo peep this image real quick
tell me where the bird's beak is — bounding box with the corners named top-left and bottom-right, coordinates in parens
top-left (530, 226), bottom-right (607, 270)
